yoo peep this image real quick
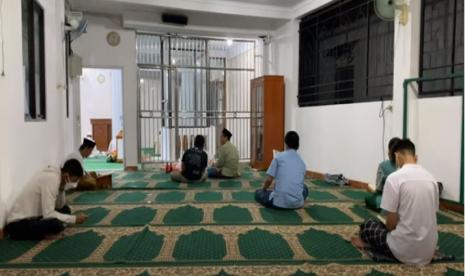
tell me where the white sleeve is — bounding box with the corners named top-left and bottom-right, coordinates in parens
top-left (41, 183), bottom-right (76, 224)
top-left (55, 190), bottom-right (66, 210)
top-left (380, 177), bottom-right (399, 213)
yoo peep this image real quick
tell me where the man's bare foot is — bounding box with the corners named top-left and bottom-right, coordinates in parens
top-left (350, 236), bottom-right (367, 250)
top-left (44, 232), bottom-right (65, 240)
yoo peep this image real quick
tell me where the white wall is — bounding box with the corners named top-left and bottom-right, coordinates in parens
top-left (72, 15), bottom-right (137, 167)
top-left (270, 0), bottom-right (463, 200)
top-left (269, 20), bottom-right (299, 131)
top-left (414, 97), bottom-right (463, 202)
top-left (295, 101), bottom-right (393, 185)
top-left (0, 0), bottom-right (71, 227)
top-left (111, 69), bottom-right (123, 139)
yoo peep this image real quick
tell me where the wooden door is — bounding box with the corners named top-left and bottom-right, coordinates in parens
top-left (91, 118), bottom-right (112, 152)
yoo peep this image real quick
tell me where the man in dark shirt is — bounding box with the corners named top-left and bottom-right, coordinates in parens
top-left (171, 135), bottom-right (208, 182)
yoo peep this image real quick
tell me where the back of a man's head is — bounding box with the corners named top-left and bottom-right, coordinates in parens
top-left (393, 138), bottom-right (416, 156)
top-left (285, 131), bottom-right (299, 150)
top-left (388, 137), bottom-right (401, 151)
top-left (387, 137), bottom-right (402, 162)
top-left (194, 135), bottom-right (205, 149)
top-left (62, 159), bottom-right (84, 177)
top-left (222, 128), bottom-right (232, 140)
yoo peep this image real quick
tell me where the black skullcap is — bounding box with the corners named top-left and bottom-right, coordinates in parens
top-left (82, 137), bottom-right (96, 148)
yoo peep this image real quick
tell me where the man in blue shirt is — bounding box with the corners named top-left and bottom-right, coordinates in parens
top-left (255, 131), bottom-right (308, 209)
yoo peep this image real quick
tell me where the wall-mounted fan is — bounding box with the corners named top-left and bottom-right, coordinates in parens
top-left (65, 12), bottom-right (88, 41)
top-left (374, 0), bottom-right (409, 25)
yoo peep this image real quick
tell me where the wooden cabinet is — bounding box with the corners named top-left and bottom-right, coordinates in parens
top-left (91, 119), bottom-right (112, 152)
top-left (250, 75), bottom-right (285, 170)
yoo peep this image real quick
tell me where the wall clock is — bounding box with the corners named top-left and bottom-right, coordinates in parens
top-left (106, 31), bottom-right (121, 47)
top-left (97, 74), bottom-right (105, 84)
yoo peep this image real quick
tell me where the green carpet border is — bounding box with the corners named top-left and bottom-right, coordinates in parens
top-left (0, 259), bottom-right (462, 270)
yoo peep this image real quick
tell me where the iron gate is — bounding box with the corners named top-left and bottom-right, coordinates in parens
top-left (136, 34), bottom-right (262, 164)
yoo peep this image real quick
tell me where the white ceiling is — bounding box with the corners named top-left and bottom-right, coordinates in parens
top-left (68, 0), bottom-right (318, 37)
top-left (217, 0), bottom-right (305, 7)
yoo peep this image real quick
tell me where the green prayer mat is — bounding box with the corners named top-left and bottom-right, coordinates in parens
top-left (83, 156), bottom-right (123, 172)
top-left (194, 191), bottom-right (223, 202)
top-left (238, 229), bottom-right (294, 260)
top-left (297, 228), bottom-right (362, 259)
top-left (173, 229), bottom-right (226, 260)
top-left (73, 191), bottom-right (111, 203)
top-left (163, 205), bottom-right (203, 224)
top-left (305, 205), bottom-right (354, 223)
top-left (114, 192), bottom-right (148, 203)
top-left (33, 231), bottom-right (104, 263)
top-left (308, 191), bottom-right (338, 201)
top-left (213, 205), bottom-right (253, 224)
top-left (340, 190), bottom-right (370, 201)
top-left (111, 207), bottom-right (157, 226)
top-left (104, 227), bottom-right (164, 262)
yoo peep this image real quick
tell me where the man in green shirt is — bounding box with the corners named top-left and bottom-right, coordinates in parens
top-left (208, 128), bottom-right (240, 178)
top-left (365, 137), bottom-right (400, 212)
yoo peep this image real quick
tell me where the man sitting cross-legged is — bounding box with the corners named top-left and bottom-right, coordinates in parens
top-left (352, 139), bottom-right (439, 266)
top-left (255, 131), bottom-right (308, 209)
top-left (2, 159), bottom-right (88, 240)
top-left (365, 137), bottom-right (401, 212)
top-left (208, 128), bottom-right (240, 179)
top-left (171, 135), bottom-right (208, 183)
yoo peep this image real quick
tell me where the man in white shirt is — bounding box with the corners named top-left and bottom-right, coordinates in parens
top-left (3, 159), bottom-right (88, 240)
top-left (64, 137), bottom-right (97, 190)
top-left (352, 139), bottom-right (439, 266)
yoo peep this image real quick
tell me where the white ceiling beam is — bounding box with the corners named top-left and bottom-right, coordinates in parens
top-left (123, 17), bottom-right (274, 39)
top-left (293, 0), bottom-right (334, 19)
top-left (104, 0), bottom-right (293, 20)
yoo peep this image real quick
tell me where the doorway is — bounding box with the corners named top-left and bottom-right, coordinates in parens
top-left (79, 68), bottom-right (124, 171)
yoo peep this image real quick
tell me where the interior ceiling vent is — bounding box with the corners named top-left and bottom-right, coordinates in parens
top-left (162, 13), bottom-right (188, 26)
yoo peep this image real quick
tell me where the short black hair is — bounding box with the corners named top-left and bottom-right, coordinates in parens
top-left (387, 137), bottom-right (401, 161)
top-left (62, 159), bottom-right (84, 177)
top-left (285, 131), bottom-right (299, 150)
top-left (194, 135), bottom-right (205, 149)
top-left (222, 128), bottom-right (232, 140)
top-left (392, 138), bottom-right (416, 156)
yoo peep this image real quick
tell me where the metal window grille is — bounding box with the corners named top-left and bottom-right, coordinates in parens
top-left (137, 34), bottom-right (262, 163)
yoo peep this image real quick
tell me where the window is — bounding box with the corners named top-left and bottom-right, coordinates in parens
top-left (420, 0), bottom-right (464, 96)
top-left (298, 0), bottom-right (394, 107)
top-left (22, 0), bottom-right (45, 121)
